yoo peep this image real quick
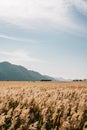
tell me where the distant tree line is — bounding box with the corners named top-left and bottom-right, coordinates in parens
top-left (40, 79), bottom-right (52, 81)
top-left (73, 79), bottom-right (87, 82)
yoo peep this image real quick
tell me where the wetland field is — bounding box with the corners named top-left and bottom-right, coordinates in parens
top-left (0, 81), bottom-right (87, 130)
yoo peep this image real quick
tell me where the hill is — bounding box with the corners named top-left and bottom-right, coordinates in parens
top-left (0, 62), bottom-right (55, 81)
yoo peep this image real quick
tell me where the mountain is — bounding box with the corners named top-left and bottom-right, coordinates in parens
top-left (0, 62), bottom-right (55, 81)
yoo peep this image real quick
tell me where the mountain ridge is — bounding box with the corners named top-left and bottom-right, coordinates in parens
top-left (0, 61), bottom-right (55, 81)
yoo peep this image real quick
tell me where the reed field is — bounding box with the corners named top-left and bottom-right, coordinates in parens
top-left (0, 81), bottom-right (87, 130)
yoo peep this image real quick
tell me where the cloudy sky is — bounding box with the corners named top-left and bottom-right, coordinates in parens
top-left (0, 0), bottom-right (87, 79)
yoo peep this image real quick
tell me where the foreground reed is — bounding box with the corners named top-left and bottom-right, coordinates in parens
top-left (0, 82), bottom-right (87, 130)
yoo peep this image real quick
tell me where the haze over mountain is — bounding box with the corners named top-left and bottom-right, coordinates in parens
top-left (0, 62), bottom-right (55, 81)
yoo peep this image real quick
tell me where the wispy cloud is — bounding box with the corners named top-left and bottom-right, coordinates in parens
top-left (70, 0), bottom-right (87, 15)
top-left (0, 0), bottom-right (87, 34)
top-left (0, 34), bottom-right (37, 43)
top-left (0, 0), bottom-right (69, 29)
top-left (0, 50), bottom-right (46, 65)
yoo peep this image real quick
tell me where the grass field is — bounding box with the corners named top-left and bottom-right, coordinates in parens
top-left (0, 81), bottom-right (87, 130)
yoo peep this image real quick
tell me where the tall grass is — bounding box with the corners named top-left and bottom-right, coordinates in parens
top-left (0, 82), bottom-right (87, 130)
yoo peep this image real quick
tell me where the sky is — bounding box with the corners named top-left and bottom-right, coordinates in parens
top-left (0, 0), bottom-right (87, 79)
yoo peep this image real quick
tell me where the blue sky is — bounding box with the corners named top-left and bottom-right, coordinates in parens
top-left (0, 0), bottom-right (87, 79)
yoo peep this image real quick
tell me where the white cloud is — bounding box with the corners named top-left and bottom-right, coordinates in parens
top-left (0, 0), bottom-right (77, 28)
top-left (0, 0), bottom-right (87, 32)
top-left (0, 0), bottom-right (69, 28)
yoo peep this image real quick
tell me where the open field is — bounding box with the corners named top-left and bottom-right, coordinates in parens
top-left (0, 81), bottom-right (87, 130)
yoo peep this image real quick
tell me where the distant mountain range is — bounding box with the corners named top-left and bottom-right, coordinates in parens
top-left (0, 62), bottom-right (56, 81)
